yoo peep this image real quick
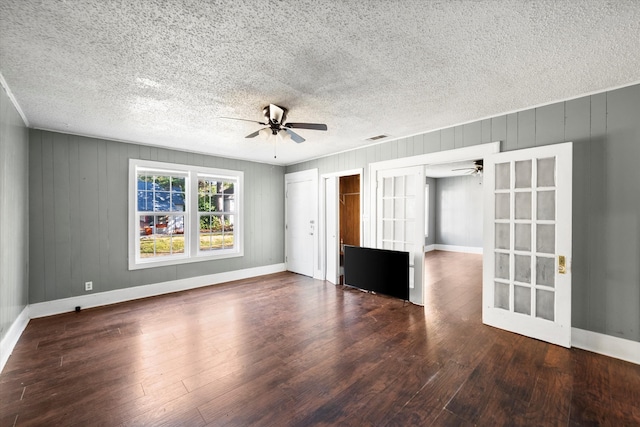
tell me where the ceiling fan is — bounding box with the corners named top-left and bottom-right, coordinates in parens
top-left (452, 159), bottom-right (483, 175)
top-left (221, 104), bottom-right (328, 144)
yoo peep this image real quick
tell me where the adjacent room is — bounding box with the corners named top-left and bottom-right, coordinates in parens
top-left (1, 1), bottom-right (640, 425)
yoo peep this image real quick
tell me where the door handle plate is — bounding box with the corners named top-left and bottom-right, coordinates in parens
top-left (558, 255), bottom-right (566, 274)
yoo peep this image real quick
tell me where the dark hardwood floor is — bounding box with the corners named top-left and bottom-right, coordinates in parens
top-left (2, 251), bottom-right (639, 426)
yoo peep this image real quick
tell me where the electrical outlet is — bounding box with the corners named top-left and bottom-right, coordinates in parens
top-left (85, 281), bottom-right (93, 291)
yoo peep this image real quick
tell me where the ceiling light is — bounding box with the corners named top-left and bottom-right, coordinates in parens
top-left (279, 129), bottom-right (292, 142)
top-left (259, 128), bottom-right (271, 140)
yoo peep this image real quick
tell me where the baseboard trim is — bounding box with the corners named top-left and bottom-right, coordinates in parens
top-left (29, 263), bottom-right (286, 319)
top-left (425, 244), bottom-right (436, 252)
top-left (1, 306), bottom-right (30, 373)
top-left (572, 327), bottom-right (640, 366)
top-left (434, 244), bottom-right (483, 254)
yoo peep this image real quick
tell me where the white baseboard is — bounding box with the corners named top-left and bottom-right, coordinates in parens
top-left (572, 328), bottom-right (640, 365)
top-left (425, 244), bottom-right (436, 252)
top-left (434, 244), bottom-right (483, 254)
top-left (29, 263), bottom-right (286, 319)
top-left (1, 306), bottom-right (30, 373)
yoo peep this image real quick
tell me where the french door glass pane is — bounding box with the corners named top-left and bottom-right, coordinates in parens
top-left (495, 253), bottom-right (510, 279)
top-left (514, 255), bottom-right (531, 283)
top-left (495, 163), bottom-right (510, 189)
top-left (514, 285), bottom-right (531, 315)
top-left (496, 193), bottom-right (510, 219)
top-left (495, 282), bottom-right (510, 309)
top-left (383, 177), bottom-right (393, 197)
top-left (495, 224), bottom-right (510, 249)
top-left (537, 191), bottom-right (556, 220)
top-left (515, 160), bottom-right (532, 188)
top-left (536, 289), bottom-right (555, 320)
top-left (514, 223), bottom-right (531, 251)
top-left (536, 256), bottom-right (555, 287)
top-left (536, 224), bottom-right (555, 254)
top-left (537, 158), bottom-right (556, 187)
top-left (394, 176), bottom-right (404, 195)
top-left (515, 192), bottom-right (532, 219)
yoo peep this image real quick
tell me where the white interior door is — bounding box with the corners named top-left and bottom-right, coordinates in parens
top-left (377, 166), bottom-right (425, 304)
top-left (325, 176), bottom-right (339, 284)
top-left (286, 173), bottom-right (316, 277)
top-left (483, 142), bottom-right (572, 347)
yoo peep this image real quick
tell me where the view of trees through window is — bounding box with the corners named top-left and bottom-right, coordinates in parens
top-left (131, 160), bottom-right (242, 269)
top-left (137, 173), bottom-right (186, 258)
top-left (198, 178), bottom-right (235, 251)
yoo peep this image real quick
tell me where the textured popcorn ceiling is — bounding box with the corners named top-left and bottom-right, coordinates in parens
top-left (1, 1), bottom-right (640, 165)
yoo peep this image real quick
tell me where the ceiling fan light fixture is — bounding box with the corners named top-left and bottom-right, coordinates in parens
top-left (279, 129), bottom-right (292, 142)
top-left (259, 128), bottom-right (272, 140)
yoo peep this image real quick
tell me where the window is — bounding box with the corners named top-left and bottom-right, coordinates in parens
top-left (129, 160), bottom-right (243, 269)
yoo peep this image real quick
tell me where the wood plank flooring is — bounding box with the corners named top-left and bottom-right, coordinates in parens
top-left (2, 251), bottom-right (640, 426)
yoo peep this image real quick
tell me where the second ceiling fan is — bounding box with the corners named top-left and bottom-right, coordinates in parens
top-left (223, 104), bottom-right (328, 143)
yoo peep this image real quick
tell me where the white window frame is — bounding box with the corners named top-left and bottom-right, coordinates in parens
top-left (128, 159), bottom-right (244, 270)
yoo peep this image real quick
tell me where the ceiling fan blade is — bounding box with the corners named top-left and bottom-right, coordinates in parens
top-left (219, 117), bottom-right (267, 125)
top-left (245, 130), bottom-right (260, 138)
top-left (451, 167), bottom-right (474, 171)
top-left (285, 129), bottom-right (306, 143)
top-left (285, 122), bottom-right (328, 131)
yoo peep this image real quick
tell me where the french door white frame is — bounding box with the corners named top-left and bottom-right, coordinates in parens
top-left (368, 142), bottom-right (501, 304)
top-left (483, 142), bottom-right (573, 347)
top-left (318, 169), bottom-right (364, 281)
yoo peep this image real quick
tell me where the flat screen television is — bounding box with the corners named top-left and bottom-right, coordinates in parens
top-left (343, 245), bottom-right (409, 301)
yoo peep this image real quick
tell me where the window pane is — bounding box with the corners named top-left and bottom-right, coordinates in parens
top-left (154, 191), bottom-right (171, 211)
top-left (514, 285), bottom-right (531, 315)
top-left (515, 192), bottom-right (532, 220)
top-left (537, 224), bottom-right (555, 254)
top-left (537, 191), bottom-right (555, 221)
top-left (515, 160), bottom-right (532, 189)
top-left (139, 215), bottom-right (185, 258)
top-left (495, 163), bottom-right (510, 190)
top-left (495, 223), bottom-right (510, 250)
top-left (495, 193), bottom-right (510, 220)
top-left (224, 194), bottom-right (235, 212)
top-left (495, 282), bottom-right (509, 310)
top-left (536, 256), bottom-right (555, 287)
top-left (495, 253), bottom-right (509, 280)
top-left (514, 254), bottom-right (531, 283)
top-left (537, 157), bottom-right (556, 187)
top-left (514, 224), bottom-right (531, 252)
top-left (536, 289), bottom-right (555, 321)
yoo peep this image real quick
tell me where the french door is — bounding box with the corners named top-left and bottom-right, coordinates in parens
top-left (376, 166), bottom-right (425, 304)
top-left (483, 143), bottom-right (572, 347)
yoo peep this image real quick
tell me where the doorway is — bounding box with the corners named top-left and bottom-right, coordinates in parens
top-left (338, 174), bottom-right (361, 284)
top-left (322, 169), bottom-right (363, 284)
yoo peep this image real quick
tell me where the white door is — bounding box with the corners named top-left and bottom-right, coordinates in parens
top-left (377, 166), bottom-right (425, 304)
top-left (286, 173), bottom-right (316, 277)
top-left (325, 177), bottom-right (339, 284)
top-left (483, 142), bottom-right (572, 347)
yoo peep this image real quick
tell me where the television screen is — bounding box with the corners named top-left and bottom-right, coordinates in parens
top-left (343, 245), bottom-right (409, 301)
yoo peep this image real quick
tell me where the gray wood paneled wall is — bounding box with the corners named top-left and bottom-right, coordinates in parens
top-left (0, 86), bottom-right (29, 343)
top-left (435, 175), bottom-right (483, 248)
top-left (286, 84), bottom-right (640, 344)
top-left (28, 130), bottom-right (285, 304)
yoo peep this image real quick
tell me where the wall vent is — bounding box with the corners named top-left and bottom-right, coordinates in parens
top-left (366, 134), bottom-right (388, 141)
